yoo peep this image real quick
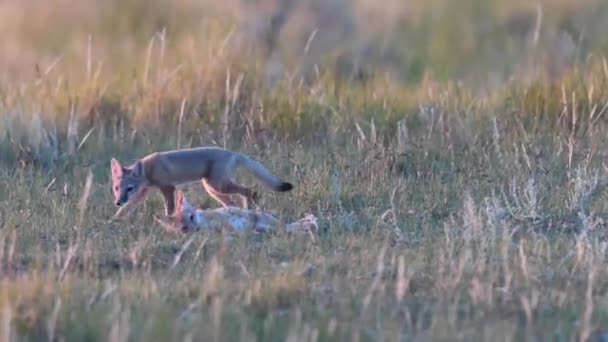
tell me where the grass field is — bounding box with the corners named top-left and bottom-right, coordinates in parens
top-left (3, 0), bottom-right (608, 340)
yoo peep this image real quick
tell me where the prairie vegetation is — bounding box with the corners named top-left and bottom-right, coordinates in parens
top-left (2, 0), bottom-right (608, 340)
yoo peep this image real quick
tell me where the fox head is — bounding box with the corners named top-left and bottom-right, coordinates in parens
top-left (111, 158), bottom-right (145, 207)
top-left (155, 191), bottom-right (205, 233)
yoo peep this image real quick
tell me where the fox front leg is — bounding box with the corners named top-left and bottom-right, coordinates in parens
top-left (159, 185), bottom-right (176, 216)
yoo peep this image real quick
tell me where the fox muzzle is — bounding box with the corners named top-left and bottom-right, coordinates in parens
top-left (115, 196), bottom-right (128, 207)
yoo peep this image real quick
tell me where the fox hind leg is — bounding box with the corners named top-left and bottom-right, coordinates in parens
top-left (202, 179), bottom-right (239, 208)
top-left (205, 162), bottom-right (259, 208)
top-left (220, 182), bottom-right (260, 209)
top-left (228, 183), bottom-right (260, 209)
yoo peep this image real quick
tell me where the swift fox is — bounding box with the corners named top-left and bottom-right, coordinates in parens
top-left (155, 191), bottom-right (318, 236)
top-left (110, 146), bottom-right (293, 218)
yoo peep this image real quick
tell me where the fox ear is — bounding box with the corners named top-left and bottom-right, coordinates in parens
top-left (111, 158), bottom-right (123, 179)
top-left (132, 160), bottom-right (144, 177)
top-left (175, 191), bottom-right (184, 212)
top-left (181, 193), bottom-right (193, 211)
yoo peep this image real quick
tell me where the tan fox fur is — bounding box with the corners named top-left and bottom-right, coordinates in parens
top-left (110, 146), bottom-right (293, 218)
top-left (155, 191), bottom-right (318, 237)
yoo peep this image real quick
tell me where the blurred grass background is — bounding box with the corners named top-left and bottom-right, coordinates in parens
top-left (1, 0), bottom-right (608, 162)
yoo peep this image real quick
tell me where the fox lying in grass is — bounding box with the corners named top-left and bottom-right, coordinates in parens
top-left (155, 191), bottom-right (318, 238)
top-left (110, 146), bottom-right (294, 219)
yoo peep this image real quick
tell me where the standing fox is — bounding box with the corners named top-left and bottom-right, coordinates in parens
top-left (110, 146), bottom-right (293, 218)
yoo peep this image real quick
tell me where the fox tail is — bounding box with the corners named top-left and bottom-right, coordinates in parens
top-left (237, 154), bottom-right (293, 192)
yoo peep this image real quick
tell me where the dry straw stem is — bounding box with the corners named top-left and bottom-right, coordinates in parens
top-left (77, 169), bottom-right (94, 231)
top-left (579, 259), bottom-right (595, 342)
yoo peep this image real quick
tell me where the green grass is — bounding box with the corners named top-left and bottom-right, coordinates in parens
top-left (3, 0), bottom-right (608, 341)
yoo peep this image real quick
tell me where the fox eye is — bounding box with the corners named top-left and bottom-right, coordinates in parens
top-left (188, 214), bottom-right (195, 222)
top-left (126, 185), bottom-right (134, 192)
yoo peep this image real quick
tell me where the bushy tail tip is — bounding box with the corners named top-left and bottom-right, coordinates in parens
top-left (276, 182), bottom-right (294, 192)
